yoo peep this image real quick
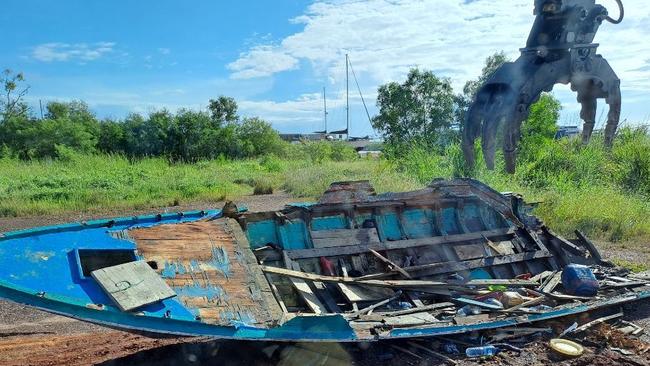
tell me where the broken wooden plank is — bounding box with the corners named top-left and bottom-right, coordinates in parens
top-left (383, 302), bottom-right (455, 317)
top-left (368, 249), bottom-right (412, 279)
top-left (384, 312), bottom-right (438, 327)
top-left (540, 271), bottom-right (562, 293)
top-left (369, 250), bottom-right (553, 280)
top-left (91, 260), bottom-right (176, 312)
top-left (574, 312), bottom-right (624, 333)
top-left (310, 228), bottom-right (380, 248)
top-left (454, 313), bottom-right (491, 325)
top-left (260, 265), bottom-right (538, 289)
top-left (286, 228), bottom-right (514, 260)
top-left (338, 284), bottom-right (394, 302)
top-left (346, 291), bottom-right (403, 319)
top-left (575, 230), bottom-right (604, 263)
top-left (282, 252), bottom-right (327, 314)
top-left (503, 295), bottom-right (545, 312)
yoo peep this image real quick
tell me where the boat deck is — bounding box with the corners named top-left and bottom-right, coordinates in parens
top-left (130, 219), bottom-right (283, 327)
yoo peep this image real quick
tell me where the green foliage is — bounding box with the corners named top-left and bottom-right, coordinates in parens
top-left (518, 94), bottom-right (561, 161)
top-left (1, 69), bottom-right (29, 119)
top-left (208, 96), bottom-right (238, 125)
top-left (372, 68), bottom-right (456, 152)
top-left (237, 117), bottom-right (285, 157)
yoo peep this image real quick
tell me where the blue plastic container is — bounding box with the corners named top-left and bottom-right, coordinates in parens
top-left (561, 264), bottom-right (599, 296)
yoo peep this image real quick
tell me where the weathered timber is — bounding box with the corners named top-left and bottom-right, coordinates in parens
top-left (394, 250), bottom-right (553, 279)
top-left (91, 261), bottom-right (176, 312)
top-left (260, 265), bottom-right (538, 289)
top-left (383, 302), bottom-right (455, 317)
top-left (539, 271), bottom-right (562, 294)
top-left (503, 295), bottom-right (545, 312)
top-left (310, 228), bottom-right (380, 248)
top-left (346, 291), bottom-right (403, 319)
top-left (574, 312), bottom-right (624, 332)
top-left (575, 230), bottom-right (604, 263)
top-left (282, 252), bottom-right (326, 314)
top-left (368, 249), bottom-right (412, 279)
top-left (285, 228), bottom-right (514, 260)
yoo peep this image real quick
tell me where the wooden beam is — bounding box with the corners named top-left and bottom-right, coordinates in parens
top-left (286, 228), bottom-right (514, 260)
top-left (575, 230), bottom-right (604, 263)
top-left (369, 249), bottom-right (412, 279)
top-left (382, 302), bottom-right (455, 317)
top-left (260, 265), bottom-right (538, 288)
top-left (282, 252), bottom-right (327, 314)
top-left (346, 291), bottom-right (403, 319)
top-left (384, 250), bottom-right (553, 279)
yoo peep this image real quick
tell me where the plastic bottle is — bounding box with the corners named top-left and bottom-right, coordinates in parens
top-left (465, 345), bottom-right (498, 358)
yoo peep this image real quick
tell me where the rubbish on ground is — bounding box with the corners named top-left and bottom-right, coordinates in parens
top-left (562, 264), bottom-right (600, 297)
top-left (407, 341), bottom-right (458, 365)
top-left (465, 345), bottom-right (498, 358)
top-left (559, 322), bottom-right (578, 337)
top-left (549, 338), bottom-right (585, 357)
top-left (574, 312), bottom-right (624, 333)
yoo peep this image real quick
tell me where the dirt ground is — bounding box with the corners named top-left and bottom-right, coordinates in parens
top-left (1, 193), bottom-right (649, 366)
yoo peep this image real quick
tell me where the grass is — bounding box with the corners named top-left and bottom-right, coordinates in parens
top-left (2, 128), bottom-right (650, 246)
top-left (0, 152), bottom-right (421, 217)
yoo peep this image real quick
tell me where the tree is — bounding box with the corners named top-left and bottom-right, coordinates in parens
top-left (372, 68), bottom-right (455, 151)
top-left (1, 69), bottom-right (29, 120)
top-left (518, 93), bottom-right (561, 160)
top-left (456, 52), bottom-right (508, 126)
top-left (208, 96), bottom-right (238, 125)
top-left (237, 117), bottom-right (283, 157)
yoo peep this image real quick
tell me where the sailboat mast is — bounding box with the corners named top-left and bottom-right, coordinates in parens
top-left (346, 53), bottom-right (349, 140)
top-left (323, 87), bottom-right (327, 133)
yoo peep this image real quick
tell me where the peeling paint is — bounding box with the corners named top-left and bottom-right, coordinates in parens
top-left (174, 284), bottom-right (226, 303)
top-left (210, 246), bottom-right (231, 279)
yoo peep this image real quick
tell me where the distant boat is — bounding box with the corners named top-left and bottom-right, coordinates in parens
top-left (1, 179), bottom-right (648, 341)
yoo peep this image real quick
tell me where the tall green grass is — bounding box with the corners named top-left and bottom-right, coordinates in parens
top-left (2, 128), bottom-right (649, 244)
top-left (388, 127), bottom-right (650, 242)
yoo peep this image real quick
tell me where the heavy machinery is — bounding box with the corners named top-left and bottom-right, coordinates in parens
top-left (462, 0), bottom-right (624, 173)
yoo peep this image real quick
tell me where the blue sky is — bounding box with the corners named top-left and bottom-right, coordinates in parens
top-left (2, 0), bottom-right (650, 136)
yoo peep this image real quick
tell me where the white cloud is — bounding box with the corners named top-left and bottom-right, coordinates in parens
top-left (229, 0), bottom-right (650, 89)
top-left (31, 42), bottom-right (116, 62)
top-left (227, 45), bottom-right (299, 79)
top-left (158, 48), bottom-right (171, 55)
top-left (227, 0), bottom-right (650, 131)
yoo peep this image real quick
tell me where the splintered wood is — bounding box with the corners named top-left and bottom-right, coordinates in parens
top-left (129, 219), bottom-right (282, 327)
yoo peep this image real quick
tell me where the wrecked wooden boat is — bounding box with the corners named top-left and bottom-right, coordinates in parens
top-left (1, 179), bottom-right (649, 341)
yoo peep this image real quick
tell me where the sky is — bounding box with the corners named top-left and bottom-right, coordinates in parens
top-left (2, 0), bottom-right (650, 137)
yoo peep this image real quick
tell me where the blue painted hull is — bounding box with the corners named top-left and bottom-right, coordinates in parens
top-left (2, 180), bottom-right (649, 342)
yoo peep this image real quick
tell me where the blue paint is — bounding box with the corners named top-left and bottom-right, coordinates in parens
top-left (161, 261), bottom-right (188, 278)
top-left (0, 209), bottom-right (219, 320)
top-left (400, 209), bottom-right (435, 239)
top-left (375, 212), bottom-right (403, 241)
top-left (246, 220), bottom-right (278, 249)
top-left (441, 207), bottom-right (461, 235)
top-left (462, 203), bottom-right (486, 232)
top-left (210, 246), bottom-right (231, 278)
top-left (174, 284), bottom-right (226, 302)
top-left (278, 219), bottom-right (311, 250)
top-left (311, 215), bottom-right (347, 231)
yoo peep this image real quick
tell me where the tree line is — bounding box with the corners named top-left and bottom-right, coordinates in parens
top-left (1, 52), bottom-right (560, 162)
top-left (0, 79), bottom-right (286, 160)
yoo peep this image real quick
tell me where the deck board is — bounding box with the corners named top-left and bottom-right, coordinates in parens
top-left (129, 219), bottom-right (283, 327)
